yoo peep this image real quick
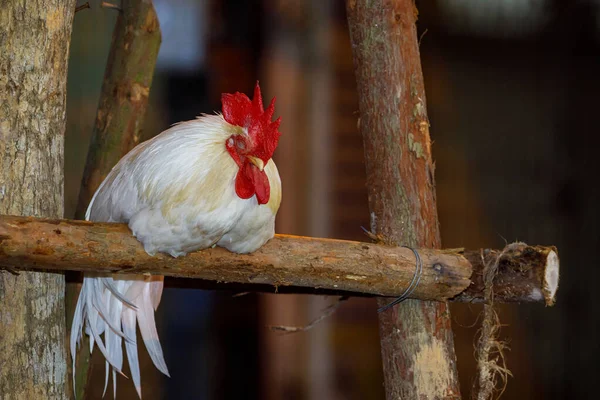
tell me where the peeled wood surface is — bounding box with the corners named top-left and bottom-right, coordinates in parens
top-left (0, 1), bottom-right (75, 398)
top-left (0, 216), bottom-right (559, 304)
top-left (346, 0), bottom-right (461, 398)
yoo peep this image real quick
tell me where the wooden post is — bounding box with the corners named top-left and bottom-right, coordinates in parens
top-left (0, 1), bottom-right (76, 398)
top-left (346, 0), bottom-right (462, 398)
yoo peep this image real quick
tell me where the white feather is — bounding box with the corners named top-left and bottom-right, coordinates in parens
top-left (122, 307), bottom-right (142, 398)
top-left (148, 278), bottom-right (163, 310)
top-left (103, 289), bottom-right (124, 397)
top-left (136, 284), bottom-right (170, 377)
top-left (70, 114), bottom-right (281, 398)
top-left (102, 278), bottom-right (138, 310)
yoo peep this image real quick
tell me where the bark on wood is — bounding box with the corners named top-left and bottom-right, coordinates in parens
top-left (67, 2), bottom-right (161, 398)
top-left (0, 216), bottom-right (559, 305)
top-left (0, 1), bottom-right (75, 398)
top-left (346, 0), bottom-right (462, 398)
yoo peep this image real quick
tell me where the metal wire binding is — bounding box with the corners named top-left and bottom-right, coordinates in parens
top-left (377, 246), bottom-right (423, 313)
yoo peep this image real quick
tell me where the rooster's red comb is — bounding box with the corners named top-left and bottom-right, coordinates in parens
top-left (221, 82), bottom-right (281, 162)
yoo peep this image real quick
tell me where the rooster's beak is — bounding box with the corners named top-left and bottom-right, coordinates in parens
top-left (248, 156), bottom-right (265, 171)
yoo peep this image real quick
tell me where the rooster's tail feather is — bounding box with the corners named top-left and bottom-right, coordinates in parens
top-left (137, 282), bottom-right (170, 377)
top-left (70, 275), bottom-right (168, 399)
top-left (122, 307), bottom-right (142, 398)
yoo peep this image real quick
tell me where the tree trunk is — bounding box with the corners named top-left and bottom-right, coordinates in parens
top-left (0, 1), bottom-right (75, 398)
top-left (346, 0), bottom-right (462, 398)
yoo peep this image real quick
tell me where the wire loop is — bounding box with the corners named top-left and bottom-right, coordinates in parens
top-left (377, 246), bottom-right (423, 313)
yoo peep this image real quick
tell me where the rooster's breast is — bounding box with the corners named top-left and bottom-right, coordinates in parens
top-left (217, 159), bottom-right (281, 254)
top-left (128, 156), bottom-right (251, 257)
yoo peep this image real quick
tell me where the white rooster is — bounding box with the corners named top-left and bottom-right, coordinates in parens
top-left (70, 82), bottom-right (282, 398)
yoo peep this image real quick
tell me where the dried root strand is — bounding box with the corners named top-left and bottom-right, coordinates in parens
top-left (473, 243), bottom-right (520, 400)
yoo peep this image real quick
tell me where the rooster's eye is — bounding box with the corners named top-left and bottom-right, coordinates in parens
top-left (236, 139), bottom-right (246, 150)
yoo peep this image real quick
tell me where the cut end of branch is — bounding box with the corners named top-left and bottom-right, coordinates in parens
top-left (543, 250), bottom-right (559, 306)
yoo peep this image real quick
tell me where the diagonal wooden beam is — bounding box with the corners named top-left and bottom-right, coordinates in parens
top-left (0, 216), bottom-right (559, 304)
top-left (74, 0), bottom-right (161, 220)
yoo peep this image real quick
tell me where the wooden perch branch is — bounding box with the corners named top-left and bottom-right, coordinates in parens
top-left (0, 216), bottom-right (559, 304)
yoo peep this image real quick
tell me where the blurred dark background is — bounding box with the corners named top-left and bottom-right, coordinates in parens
top-left (66, 0), bottom-right (600, 398)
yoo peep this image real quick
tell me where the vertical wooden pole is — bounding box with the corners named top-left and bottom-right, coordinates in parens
top-left (346, 1), bottom-right (462, 398)
top-left (0, 1), bottom-right (76, 398)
